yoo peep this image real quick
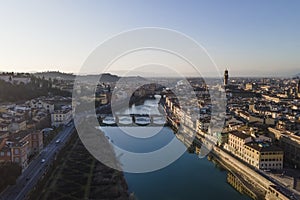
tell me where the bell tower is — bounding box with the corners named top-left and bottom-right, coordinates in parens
top-left (224, 69), bottom-right (229, 86)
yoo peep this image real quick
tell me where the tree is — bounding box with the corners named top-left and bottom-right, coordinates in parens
top-left (0, 163), bottom-right (22, 192)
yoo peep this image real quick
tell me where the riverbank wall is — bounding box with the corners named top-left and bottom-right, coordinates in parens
top-left (163, 98), bottom-right (290, 200)
top-left (211, 146), bottom-right (290, 200)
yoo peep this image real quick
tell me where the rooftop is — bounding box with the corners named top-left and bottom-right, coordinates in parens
top-left (245, 142), bottom-right (283, 152)
top-left (229, 131), bottom-right (250, 140)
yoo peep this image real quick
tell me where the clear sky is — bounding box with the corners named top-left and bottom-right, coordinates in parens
top-left (0, 0), bottom-right (299, 77)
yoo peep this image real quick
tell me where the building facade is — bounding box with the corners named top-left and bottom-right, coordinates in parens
top-left (51, 109), bottom-right (72, 127)
top-left (226, 131), bottom-right (283, 170)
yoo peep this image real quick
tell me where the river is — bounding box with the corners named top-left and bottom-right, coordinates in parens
top-left (100, 97), bottom-right (252, 200)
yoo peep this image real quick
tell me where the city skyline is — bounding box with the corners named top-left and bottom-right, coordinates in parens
top-left (1, 1), bottom-right (300, 200)
top-left (0, 0), bottom-right (299, 77)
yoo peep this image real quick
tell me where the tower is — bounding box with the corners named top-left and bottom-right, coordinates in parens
top-left (224, 69), bottom-right (229, 86)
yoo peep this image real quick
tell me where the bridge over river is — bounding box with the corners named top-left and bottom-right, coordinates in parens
top-left (100, 114), bottom-right (167, 126)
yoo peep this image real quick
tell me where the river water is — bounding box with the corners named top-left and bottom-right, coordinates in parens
top-left (100, 97), bottom-right (251, 200)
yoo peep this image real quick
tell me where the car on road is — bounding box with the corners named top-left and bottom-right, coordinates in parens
top-left (41, 159), bottom-right (46, 163)
top-left (55, 139), bottom-right (61, 144)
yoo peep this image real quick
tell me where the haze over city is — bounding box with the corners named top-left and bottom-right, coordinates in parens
top-left (0, 0), bottom-right (299, 77)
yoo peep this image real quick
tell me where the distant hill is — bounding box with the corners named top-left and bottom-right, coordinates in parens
top-left (88, 73), bottom-right (120, 82)
top-left (7, 71), bottom-right (148, 83)
top-left (34, 71), bottom-right (120, 82)
top-left (34, 71), bottom-right (75, 80)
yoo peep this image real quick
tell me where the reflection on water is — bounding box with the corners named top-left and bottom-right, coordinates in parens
top-left (116, 96), bottom-right (162, 116)
top-left (99, 127), bottom-right (176, 153)
top-left (227, 172), bottom-right (258, 199)
top-left (100, 98), bottom-right (251, 200)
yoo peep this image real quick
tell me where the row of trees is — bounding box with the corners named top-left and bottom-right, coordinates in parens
top-left (0, 76), bottom-right (71, 102)
top-left (0, 72), bottom-right (31, 76)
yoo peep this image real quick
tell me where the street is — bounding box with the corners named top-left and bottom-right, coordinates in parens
top-left (0, 124), bottom-right (75, 200)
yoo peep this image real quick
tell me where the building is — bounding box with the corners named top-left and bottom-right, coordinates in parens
top-left (269, 127), bottom-right (300, 168)
top-left (224, 69), bottom-right (229, 86)
top-left (280, 135), bottom-right (300, 168)
top-left (9, 119), bottom-right (27, 133)
top-left (0, 75), bottom-right (30, 84)
top-left (245, 83), bottom-right (253, 91)
top-left (244, 142), bottom-right (283, 170)
top-left (226, 131), bottom-right (252, 158)
top-left (29, 99), bottom-right (55, 113)
top-left (0, 130), bottom-right (44, 169)
top-left (0, 137), bottom-right (11, 164)
top-left (51, 108), bottom-right (72, 127)
top-left (10, 141), bottom-right (30, 169)
top-left (31, 131), bottom-right (43, 153)
top-left (12, 77), bottom-right (31, 85)
top-left (225, 131), bottom-right (283, 170)
top-left (7, 131), bottom-right (31, 169)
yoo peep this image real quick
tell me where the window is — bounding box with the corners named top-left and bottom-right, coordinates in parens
top-left (14, 149), bottom-right (19, 154)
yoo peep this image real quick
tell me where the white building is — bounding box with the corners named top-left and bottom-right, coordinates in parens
top-left (0, 76), bottom-right (31, 84)
top-left (29, 100), bottom-right (55, 113)
top-left (51, 109), bottom-right (72, 127)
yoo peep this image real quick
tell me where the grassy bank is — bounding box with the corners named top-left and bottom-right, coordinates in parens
top-left (29, 132), bottom-right (130, 200)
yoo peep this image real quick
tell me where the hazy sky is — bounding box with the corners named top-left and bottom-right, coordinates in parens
top-left (0, 0), bottom-right (299, 77)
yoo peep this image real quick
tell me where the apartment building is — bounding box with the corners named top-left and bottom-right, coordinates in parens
top-left (226, 131), bottom-right (252, 158)
top-left (225, 131), bottom-right (283, 170)
top-left (0, 130), bottom-right (44, 169)
top-left (31, 131), bottom-right (43, 153)
top-left (29, 99), bottom-right (55, 113)
top-left (51, 108), bottom-right (72, 127)
top-left (244, 142), bottom-right (283, 169)
top-left (269, 127), bottom-right (300, 168)
top-left (8, 131), bottom-right (31, 169)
